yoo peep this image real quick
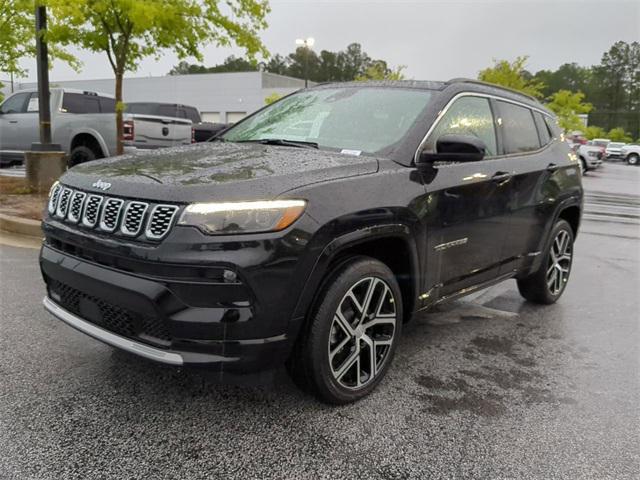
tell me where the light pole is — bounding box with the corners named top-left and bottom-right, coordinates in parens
top-left (295, 37), bottom-right (315, 88)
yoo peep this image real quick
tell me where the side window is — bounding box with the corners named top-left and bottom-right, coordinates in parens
top-left (497, 101), bottom-right (541, 154)
top-left (184, 107), bottom-right (200, 123)
top-left (25, 93), bottom-right (40, 113)
top-left (99, 97), bottom-right (116, 113)
top-left (62, 93), bottom-right (100, 114)
top-left (533, 111), bottom-right (551, 146)
top-left (543, 115), bottom-right (561, 139)
top-left (0, 92), bottom-right (30, 114)
top-left (158, 105), bottom-right (179, 118)
top-left (428, 96), bottom-right (497, 157)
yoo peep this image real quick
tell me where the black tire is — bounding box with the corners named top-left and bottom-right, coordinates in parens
top-left (628, 154), bottom-right (639, 166)
top-left (517, 219), bottom-right (574, 304)
top-left (69, 145), bottom-right (97, 167)
top-left (290, 256), bottom-right (403, 404)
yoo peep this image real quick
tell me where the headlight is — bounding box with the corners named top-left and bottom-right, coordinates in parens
top-left (178, 199), bottom-right (306, 235)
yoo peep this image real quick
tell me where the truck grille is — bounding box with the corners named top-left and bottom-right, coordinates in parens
top-left (48, 185), bottom-right (179, 241)
top-left (49, 280), bottom-right (172, 344)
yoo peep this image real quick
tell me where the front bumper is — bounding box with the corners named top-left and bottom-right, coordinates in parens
top-left (40, 243), bottom-right (296, 372)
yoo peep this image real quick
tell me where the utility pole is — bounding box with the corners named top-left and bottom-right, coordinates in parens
top-left (25, 5), bottom-right (65, 193)
top-left (295, 37), bottom-right (315, 88)
top-left (33, 5), bottom-right (57, 148)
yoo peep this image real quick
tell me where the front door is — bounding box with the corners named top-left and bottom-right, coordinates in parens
top-left (420, 95), bottom-right (513, 298)
top-left (0, 92), bottom-right (31, 155)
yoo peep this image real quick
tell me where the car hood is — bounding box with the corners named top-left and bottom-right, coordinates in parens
top-left (61, 142), bottom-right (379, 203)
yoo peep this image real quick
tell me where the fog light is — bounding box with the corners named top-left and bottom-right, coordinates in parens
top-left (223, 270), bottom-right (238, 283)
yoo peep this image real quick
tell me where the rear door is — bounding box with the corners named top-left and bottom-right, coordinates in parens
top-left (422, 95), bottom-right (513, 298)
top-left (493, 101), bottom-right (554, 274)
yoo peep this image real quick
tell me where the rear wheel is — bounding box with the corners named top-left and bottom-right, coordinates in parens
top-left (517, 219), bottom-right (574, 304)
top-left (628, 153), bottom-right (639, 166)
top-left (69, 145), bottom-right (98, 167)
top-left (291, 257), bottom-right (403, 404)
top-left (579, 157), bottom-right (587, 174)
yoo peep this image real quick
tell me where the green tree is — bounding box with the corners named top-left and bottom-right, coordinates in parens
top-left (607, 127), bottom-right (633, 143)
top-left (533, 63), bottom-right (593, 99)
top-left (46, 0), bottom-right (269, 154)
top-left (478, 56), bottom-right (545, 98)
top-left (0, 0), bottom-right (77, 101)
top-left (583, 125), bottom-right (607, 140)
top-left (264, 53), bottom-right (288, 75)
top-left (264, 92), bottom-right (282, 105)
top-left (546, 90), bottom-right (592, 132)
top-left (355, 60), bottom-right (406, 81)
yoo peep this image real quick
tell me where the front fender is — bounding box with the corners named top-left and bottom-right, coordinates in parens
top-left (69, 127), bottom-right (111, 157)
top-left (290, 222), bottom-right (421, 330)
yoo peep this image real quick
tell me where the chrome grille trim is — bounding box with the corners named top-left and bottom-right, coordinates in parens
top-left (48, 184), bottom-right (62, 214)
top-left (146, 205), bottom-right (179, 240)
top-left (99, 198), bottom-right (124, 232)
top-left (55, 188), bottom-right (73, 218)
top-left (120, 201), bottom-right (149, 237)
top-left (82, 195), bottom-right (104, 228)
top-left (67, 191), bottom-right (87, 224)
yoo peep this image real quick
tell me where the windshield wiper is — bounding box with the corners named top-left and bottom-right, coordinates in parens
top-left (235, 138), bottom-right (319, 149)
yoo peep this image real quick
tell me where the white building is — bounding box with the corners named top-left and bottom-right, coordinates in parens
top-left (3, 71), bottom-right (308, 123)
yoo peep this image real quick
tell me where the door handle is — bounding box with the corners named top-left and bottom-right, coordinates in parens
top-left (8, 120), bottom-right (18, 124)
top-left (491, 171), bottom-right (512, 183)
top-left (546, 163), bottom-right (560, 172)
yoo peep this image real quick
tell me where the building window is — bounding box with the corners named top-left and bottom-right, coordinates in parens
top-left (227, 112), bottom-right (247, 123)
top-left (201, 112), bottom-right (221, 123)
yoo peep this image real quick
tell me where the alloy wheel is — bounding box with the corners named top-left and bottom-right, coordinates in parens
top-left (328, 277), bottom-right (397, 390)
top-left (546, 230), bottom-right (572, 296)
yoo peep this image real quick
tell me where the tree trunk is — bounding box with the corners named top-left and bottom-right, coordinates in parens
top-left (115, 72), bottom-right (124, 155)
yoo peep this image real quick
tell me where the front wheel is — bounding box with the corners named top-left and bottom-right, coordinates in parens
top-left (628, 154), bottom-right (639, 166)
top-left (517, 219), bottom-right (574, 304)
top-left (291, 257), bottom-right (403, 404)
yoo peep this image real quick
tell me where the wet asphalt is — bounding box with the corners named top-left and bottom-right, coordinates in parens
top-left (0, 163), bottom-right (638, 480)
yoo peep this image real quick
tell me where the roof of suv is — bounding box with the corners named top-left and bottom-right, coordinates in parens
top-left (309, 78), bottom-right (548, 114)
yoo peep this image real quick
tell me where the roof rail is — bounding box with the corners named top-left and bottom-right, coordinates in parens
top-left (445, 78), bottom-right (540, 103)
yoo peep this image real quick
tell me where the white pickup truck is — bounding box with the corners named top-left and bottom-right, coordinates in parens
top-left (0, 88), bottom-right (193, 166)
top-left (620, 144), bottom-right (640, 166)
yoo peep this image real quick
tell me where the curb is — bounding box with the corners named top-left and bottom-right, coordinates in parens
top-left (0, 213), bottom-right (42, 238)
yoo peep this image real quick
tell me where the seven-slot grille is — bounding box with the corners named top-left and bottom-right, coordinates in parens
top-left (121, 202), bottom-right (149, 236)
top-left (48, 183), bottom-right (62, 214)
top-left (55, 188), bottom-right (73, 218)
top-left (48, 185), bottom-right (179, 241)
top-left (146, 205), bottom-right (180, 240)
top-left (82, 195), bottom-right (103, 228)
top-left (99, 198), bottom-right (125, 232)
top-left (67, 191), bottom-right (86, 223)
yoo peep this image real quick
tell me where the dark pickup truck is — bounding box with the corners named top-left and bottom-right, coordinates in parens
top-left (126, 102), bottom-right (228, 142)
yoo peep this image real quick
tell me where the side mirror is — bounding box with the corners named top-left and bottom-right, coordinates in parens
top-left (417, 134), bottom-right (486, 166)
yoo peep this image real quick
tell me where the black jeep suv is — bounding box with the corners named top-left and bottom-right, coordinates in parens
top-left (40, 79), bottom-right (583, 404)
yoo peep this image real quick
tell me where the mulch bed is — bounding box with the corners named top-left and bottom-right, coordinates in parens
top-left (0, 177), bottom-right (48, 221)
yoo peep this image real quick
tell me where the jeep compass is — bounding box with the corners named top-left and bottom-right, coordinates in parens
top-left (40, 79), bottom-right (583, 404)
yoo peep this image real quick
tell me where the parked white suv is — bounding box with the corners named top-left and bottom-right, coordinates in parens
top-left (0, 88), bottom-right (193, 166)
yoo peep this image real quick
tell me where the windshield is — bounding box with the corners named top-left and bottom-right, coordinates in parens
top-left (221, 87), bottom-right (433, 154)
top-left (608, 143), bottom-right (625, 148)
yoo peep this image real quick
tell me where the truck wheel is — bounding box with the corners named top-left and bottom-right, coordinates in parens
top-left (517, 219), bottom-right (574, 305)
top-left (290, 256), bottom-right (403, 404)
top-left (69, 145), bottom-right (97, 167)
top-left (628, 154), bottom-right (639, 166)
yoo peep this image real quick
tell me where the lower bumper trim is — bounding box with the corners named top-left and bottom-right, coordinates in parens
top-left (43, 296), bottom-right (184, 365)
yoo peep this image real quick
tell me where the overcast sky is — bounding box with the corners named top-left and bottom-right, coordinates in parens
top-left (7, 0), bottom-right (640, 85)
